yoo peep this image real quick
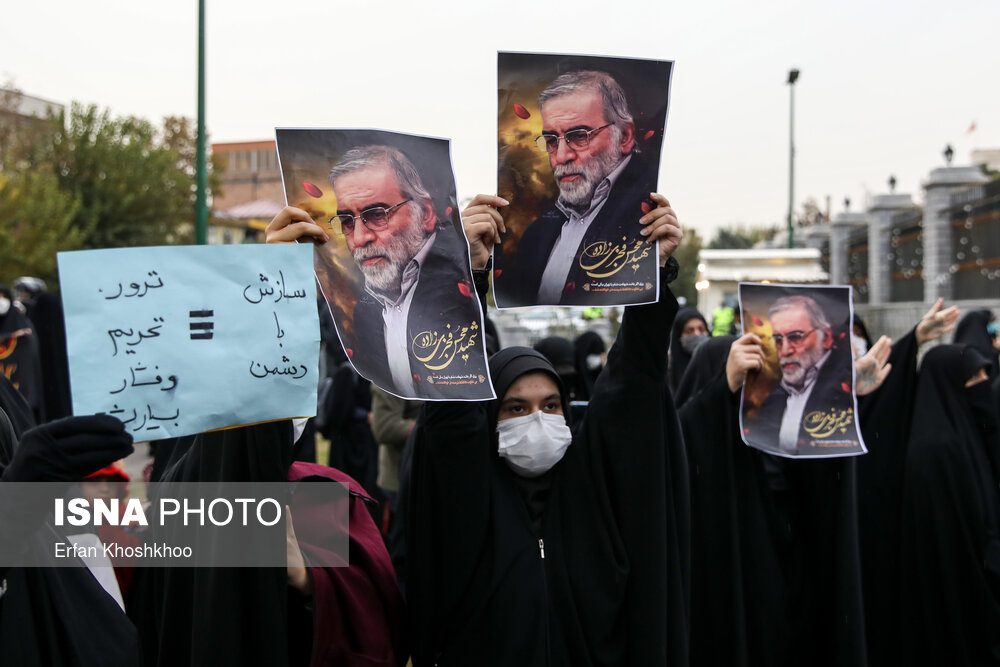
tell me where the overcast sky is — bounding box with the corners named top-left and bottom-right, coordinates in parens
top-left (4, 0), bottom-right (997, 239)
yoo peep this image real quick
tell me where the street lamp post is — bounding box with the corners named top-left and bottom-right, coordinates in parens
top-left (786, 68), bottom-right (800, 249)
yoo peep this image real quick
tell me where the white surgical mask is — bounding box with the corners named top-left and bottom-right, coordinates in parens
top-left (0, 298), bottom-right (9, 316)
top-left (496, 410), bottom-right (572, 478)
top-left (585, 354), bottom-right (603, 371)
top-left (851, 334), bottom-right (868, 359)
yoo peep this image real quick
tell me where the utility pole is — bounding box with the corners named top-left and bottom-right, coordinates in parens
top-left (195, 0), bottom-right (208, 245)
top-left (787, 68), bottom-right (800, 249)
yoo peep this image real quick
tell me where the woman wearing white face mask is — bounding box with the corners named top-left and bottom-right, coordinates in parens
top-left (404, 194), bottom-right (691, 667)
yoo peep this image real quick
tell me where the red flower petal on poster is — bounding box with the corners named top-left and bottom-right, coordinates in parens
top-left (641, 201), bottom-right (652, 215)
top-left (345, 348), bottom-right (353, 359)
top-left (413, 374), bottom-right (421, 384)
top-left (445, 206), bottom-right (453, 216)
top-left (644, 130), bottom-right (655, 140)
top-left (302, 181), bottom-right (323, 198)
top-left (752, 316), bottom-right (763, 327)
top-left (841, 382), bottom-right (851, 393)
top-left (457, 282), bottom-right (472, 298)
top-left (513, 103), bottom-right (531, 119)
top-left (563, 282), bottom-right (575, 293)
top-left (494, 269), bottom-right (503, 279)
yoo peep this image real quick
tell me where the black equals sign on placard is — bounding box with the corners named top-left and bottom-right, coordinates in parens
top-left (189, 310), bottom-right (214, 340)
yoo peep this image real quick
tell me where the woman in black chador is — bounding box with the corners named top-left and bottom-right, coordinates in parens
top-left (898, 344), bottom-right (1000, 666)
top-left (404, 193), bottom-right (689, 666)
top-left (676, 333), bottom-right (873, 667)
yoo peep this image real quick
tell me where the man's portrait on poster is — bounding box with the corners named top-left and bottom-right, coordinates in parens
top-left (741, 289), bottom-right (862, 457)
top-left (272, 129), bottom-right (492, 401)
top-left (495, 54), bottom-right (671, 307)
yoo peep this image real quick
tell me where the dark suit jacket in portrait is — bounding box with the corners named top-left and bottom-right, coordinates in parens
top-left (494, 153), bottom-right (659, 307)
top-left (745, 345), bottom-right (860, 456)
top-left (346, 224), bottom-right (491, 400)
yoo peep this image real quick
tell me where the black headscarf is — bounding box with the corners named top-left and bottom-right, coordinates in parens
top-left (898, 344), bottom-right (1000, 665)
top-left (531, 337), bottom-right (577, 402)
top-left (674, 335), bottom-right (736, 409)
top-left (668, 308), bottom-right (708, 391)
top-left (486, 346), bottom-right (568, 533)
top-left (24, 291), bottom-right (73, 421)
top-left (573, 332), bottom-right (606, 401)
top-left (0, 287), bottom-right (45, 423)
top-left (488, 346), bottom-right (568, 418)
top-left (954, 309), bottom-right (999, 378)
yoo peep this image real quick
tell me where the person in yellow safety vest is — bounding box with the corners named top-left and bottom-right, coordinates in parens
top-left (712, 306), bottom-right (734, 337)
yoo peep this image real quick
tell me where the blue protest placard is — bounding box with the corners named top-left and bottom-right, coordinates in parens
top-left (58, 244), bottom-right (319, 440)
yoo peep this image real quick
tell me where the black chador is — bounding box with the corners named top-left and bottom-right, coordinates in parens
top-left (405, 265), bottom-right (690, 666)
top-left (677, 336), bottom-right (866, 667)
top-left (898, 345), bottom-right (1000, 666)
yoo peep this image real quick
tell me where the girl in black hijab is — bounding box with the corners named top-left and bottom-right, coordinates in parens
top-left (668, 308), bottom-right (709, 391)
top-left (406, 267), bottom-right (690, 666)
top-left (898, 344), bottom-right (1000, 666)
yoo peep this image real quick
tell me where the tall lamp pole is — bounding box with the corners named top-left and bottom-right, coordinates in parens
top-left (786, 68), bottom-right (800, 249)
top-left (194, 0), bottom-right (208, 245)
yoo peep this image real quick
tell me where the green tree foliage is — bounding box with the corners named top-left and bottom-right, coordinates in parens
top-left (21, 103), bottom-right (196, 249)
top-left (2, 96), bottom-right (214, 255)
top-left (0, 168), bottom-right (82, 285)
top-left (707, 224), bottom-right (777, 249)
top-left (672, 226), bottom-right (703, 306)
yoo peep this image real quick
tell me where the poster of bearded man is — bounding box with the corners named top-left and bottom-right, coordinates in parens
top-left (494, 52), bottom-right (673, 308)
top-left (739, 283), bottom-right (868, 458)
top-left (275, 128), bottom-right (493, 400)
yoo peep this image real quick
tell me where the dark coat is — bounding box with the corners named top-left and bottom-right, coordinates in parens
top-left (0, 394), bottom-right (140, 667)
top-left (405, 265), bottom-right (690, 666)
top-left (898, 345), bottom-right (1000, 666)
top-left (494, 154), bottom-right (658, 307)
top-left (349, 224), bottom-right (490, 399)
top-left (677, 337), bottom-right (868, 667)
top-left (855, 329), bottom-right (920, 667)
top-left (746, 344), bottom-right (856, 456)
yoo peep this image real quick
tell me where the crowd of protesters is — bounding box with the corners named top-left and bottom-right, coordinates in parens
top-left (2, 189), bottom-right (1000, 667)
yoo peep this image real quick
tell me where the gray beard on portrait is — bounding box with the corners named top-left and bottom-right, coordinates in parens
top-left (351, 216), bottom-right (427, 299)
top-left (781, 331), bottom-right (827, 389)
top-left (553, 125), bottom-right (626, 215)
